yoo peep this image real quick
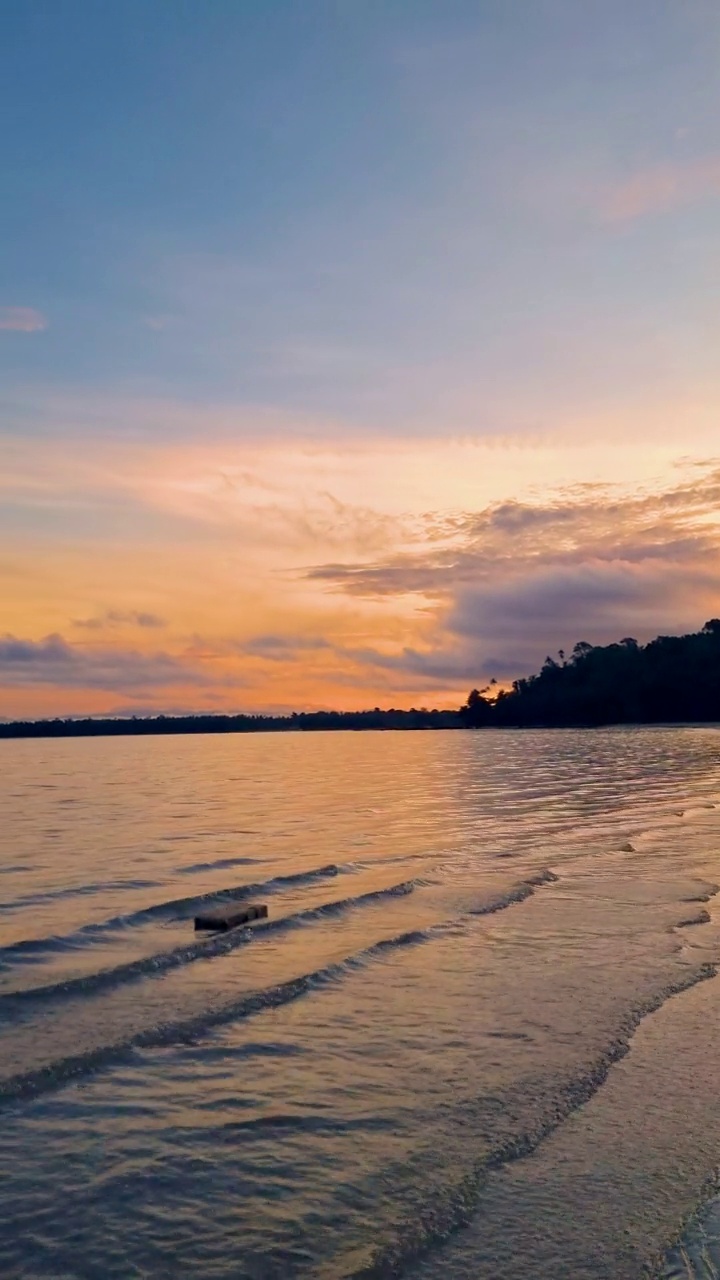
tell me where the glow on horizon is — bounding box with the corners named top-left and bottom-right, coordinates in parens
top-left (1, 2), bottom-right (720, 717)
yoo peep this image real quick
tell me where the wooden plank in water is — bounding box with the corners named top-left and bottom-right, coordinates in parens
top-left (194, 902), bottom-right (268, 931)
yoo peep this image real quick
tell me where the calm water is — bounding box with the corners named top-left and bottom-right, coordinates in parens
top-left (2, 728), bottom-right (720, 1279)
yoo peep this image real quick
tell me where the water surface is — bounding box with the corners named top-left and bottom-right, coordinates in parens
top-left (1, 728), bottom-right (720, 1278)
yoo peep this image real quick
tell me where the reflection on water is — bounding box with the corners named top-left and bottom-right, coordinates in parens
top-left (0, 728), bottom-right (720, 1277)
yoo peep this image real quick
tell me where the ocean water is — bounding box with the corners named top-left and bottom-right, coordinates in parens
top-left (1, 729), bottom-right (720, 1279)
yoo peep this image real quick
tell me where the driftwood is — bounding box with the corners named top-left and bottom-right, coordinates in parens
top-left (194, 903), bottom-right (268, 931)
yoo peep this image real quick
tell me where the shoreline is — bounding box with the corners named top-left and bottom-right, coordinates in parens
top-left (1, 716), bottom-right (720, 741)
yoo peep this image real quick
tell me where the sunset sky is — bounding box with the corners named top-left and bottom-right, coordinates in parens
top-left (2, 0), bottom-right (720, 718)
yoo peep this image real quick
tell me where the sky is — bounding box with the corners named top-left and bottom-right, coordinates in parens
top-left (2, 0), bottom-right (720, 718)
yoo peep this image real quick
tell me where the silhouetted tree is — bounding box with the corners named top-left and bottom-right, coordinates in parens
top-left (483, 621), bottom-right (720, 727)
top-left (459, 687), bottom-right (493, 727)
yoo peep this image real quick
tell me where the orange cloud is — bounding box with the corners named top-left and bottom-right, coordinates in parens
top-left (0, 306), bottom-right (47, 332)
top-left (602, 155), bottom-right (720, 223)
top-left (2, 416), bottom-right (720, 716)
top-left (307, 463), bottom-right (720, 684)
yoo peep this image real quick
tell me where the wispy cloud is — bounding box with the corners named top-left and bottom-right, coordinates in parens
top-left (0, 307), bottom-right (47, 333)
top-left (601, 155), bottom-right (720, 223)
top-left (73, 610), bottom-right (166, 631)
top-left (241, 634), bottom-right (332, 661)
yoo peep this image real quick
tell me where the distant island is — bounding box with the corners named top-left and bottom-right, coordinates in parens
top-left (2, 620), bottom-right (719, 738)
top-left (0, 706), bottom-right (464, 738)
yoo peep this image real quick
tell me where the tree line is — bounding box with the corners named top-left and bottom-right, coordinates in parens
top-left (460, 619), bottom-right (720, 727)
top-left (0, 706), bottom-right (463, 739)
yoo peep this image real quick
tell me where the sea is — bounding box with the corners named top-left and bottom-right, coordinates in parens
top-left (2, 727), bottom-right (720, 1279)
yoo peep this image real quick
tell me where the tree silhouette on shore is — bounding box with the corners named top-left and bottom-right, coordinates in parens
top-left (461, 619), bottom-right (720, 727)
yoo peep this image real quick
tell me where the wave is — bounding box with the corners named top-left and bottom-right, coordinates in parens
top-left (90, 860), bottom-right (344, 925)
top-left (345, 962), bottom-right (719, 1280)
top-left (0, 868), bottom-right (554, 1008)
top-left (0, 879), bottom-right (162, 914)
top-left (467, 869), bottom-right (558, 916)
top-left (0, 862), bottom-right (345, 965)
top-left (0, 878), bottom-right (424, 1012)
top-left (176, 856), bottom-right (265, 875)
top-left (673, 909), bottom-right (711, 929)
top-left (0, 923), bottom-right (438, 1109)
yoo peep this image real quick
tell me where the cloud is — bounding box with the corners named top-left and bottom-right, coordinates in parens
top-left (443, 560), bottom-right (712, 679)
top-left (73, 610), bottom-right (166, 631)
top-left (0, 632), bottom-right (212, 692)
top-left (0, 634), bottom-right (72, 665)
top-left (340, 644), bottom-right (482, 685)
top-left (306, 463), bottom-right (720, 685)
top-left (242, 634), bottom-right (331, 662)
top-left (309, 466), bottom-right (720, 595)
top-left (601, 156), bottom-right (720, 223)
top-left (0, 307), bottom-right (47, 333)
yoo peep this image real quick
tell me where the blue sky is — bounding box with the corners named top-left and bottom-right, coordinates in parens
top-left (3, 0), bottom-right (720, 432)
top-left (2, 2), bottom-right (720, 715)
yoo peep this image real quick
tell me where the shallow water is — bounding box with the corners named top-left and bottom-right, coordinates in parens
top-left (1, 727), bottom-right (720, 1278)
